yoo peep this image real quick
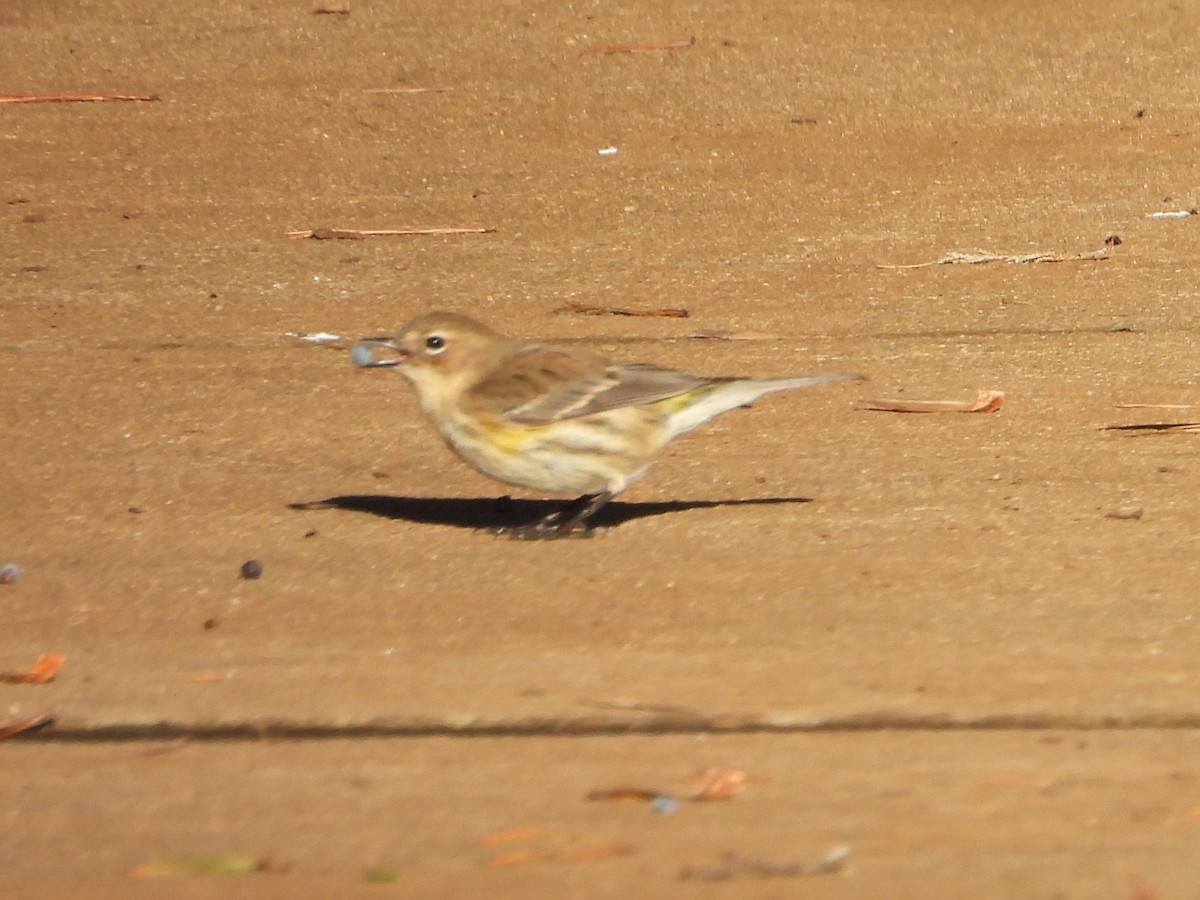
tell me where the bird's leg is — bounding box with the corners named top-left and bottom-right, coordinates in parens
top-left (548, 490), bottom-right (613, 536)
top-left (501, 491), bottom-right (614, 540)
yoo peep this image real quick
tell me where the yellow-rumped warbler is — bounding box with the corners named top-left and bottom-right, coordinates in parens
top-left (352, 311), bottom-right (863, 539)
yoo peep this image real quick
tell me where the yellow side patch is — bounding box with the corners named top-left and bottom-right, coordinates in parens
top-left (486, 421), bottom-right (545, 452)
top-left (651, 388), bottom-right (708, 415)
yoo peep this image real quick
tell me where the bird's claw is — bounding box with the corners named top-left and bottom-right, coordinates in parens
top-left (490, 520), bottom-right (597, 541)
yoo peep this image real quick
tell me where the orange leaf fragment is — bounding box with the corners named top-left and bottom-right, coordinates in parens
top-left (863, 390), bottom-right (1005, 414)
top-left (489, 843), bottom-right (632, 867)
top-left (689, 767), bottom-right (747, 801)
top-left (1129, 874), bottom-right (1161, 900)
top-left (489, 850), bottom-right (544, 867)
top-left (191, 671), bottom-right (230, 683)
top-left (560, 843), bottom-right (633, 862)
top-left (481, 826), bottom-right (549, 846)
top-left (483, 826), bottom-right (632, 866)
top-left (0, 652), bottom-right (65, 684)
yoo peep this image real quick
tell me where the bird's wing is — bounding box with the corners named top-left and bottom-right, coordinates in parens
top-left (464, 347), bottom-right (710, 425)
top-left (559, 363), bottom-right (713, 420)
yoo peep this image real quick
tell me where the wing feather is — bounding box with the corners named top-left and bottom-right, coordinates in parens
top-left (462, 347), bottom-right (711, 424)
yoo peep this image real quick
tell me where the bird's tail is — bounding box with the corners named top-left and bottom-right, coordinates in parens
top-left (664, 373), bottom-right (865, 439)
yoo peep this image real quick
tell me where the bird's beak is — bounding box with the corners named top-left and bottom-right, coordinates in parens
top-left (350, 337), bottom-right (408, 368)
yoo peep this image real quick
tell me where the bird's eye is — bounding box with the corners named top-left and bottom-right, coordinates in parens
top-left (424, 335), bottom-right (446, 353)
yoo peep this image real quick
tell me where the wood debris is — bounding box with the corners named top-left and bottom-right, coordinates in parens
top-left (287, 226), bottom-right (495, 240)
top-left (284, 331), bottom-right (341, 343)
top-left (584, 785), bottom-right (681, 813)
top-left (586, 787), bottom-right (662, 802)
top-left (0, 712), bottom-right (56, 740)
top-left (1114, 403), bottom-right (1194, 410)
top-left (686, 330), bottom-right (783, 341)
top-left (878, 247), bottom-right (1110, 269)
top-left (129, 855), bottom-right (285, 878)
top-left (362, 86), bottom-right (451, 94)
top-left (489, 843), bottom-right (632, 866)
top-left (579, 697), bottom-right (703, 717)
top-left (191, 671), bottom-right (232, 683)
top-left (688, 767), bottom-right (747, 801)
top-left (586, 765), bottom-right (748, 810)
top-left (0, 92), bottom-right (159, 104)
top-left (1129, 874), bottom-right (1162, 900)
top-left (482, 827), bottom-right (632, 867)
top-left (580, 37), bottom-right (695, 56)
top-left (482, 827), bottom-right (550, 846)
top-left (976, 775), bottom-right (1058, 791)
top-left (680, 845), bottom-right (851, 881)
top-left (863, 390), bottom-right (1005, 414)
top-left (552, 302), bottom-right (689, 318)
top-left (1102, 421), bottom-right (1200, 434)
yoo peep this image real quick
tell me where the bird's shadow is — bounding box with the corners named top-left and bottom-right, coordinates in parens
top-left (289, 493), bottom-right (812, 532)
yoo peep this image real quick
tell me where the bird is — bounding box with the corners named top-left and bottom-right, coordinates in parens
top-left (351, 311), bottom-right (864, 539)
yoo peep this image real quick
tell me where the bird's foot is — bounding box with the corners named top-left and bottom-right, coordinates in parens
top-left (493, 520), bottom-right (598, 541)
top-left (489, 491), bottom-right (614, 541)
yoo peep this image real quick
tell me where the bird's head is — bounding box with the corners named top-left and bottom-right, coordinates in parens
top-left (351, 312), bottom-right (507, 407)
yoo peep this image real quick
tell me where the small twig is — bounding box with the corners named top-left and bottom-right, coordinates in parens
top-left (586, 787), bottom-right (662, 802)
top-left (0, 92), bottom-right (160, 104)
top-left (579, 697), bottom-right (703, 716)
top-left (362, 87), bottom-right (452, 94)
top-left (0, 711), bottom-right (56, 740)
top-left (862, 390), bottom-right (1005, 414)
top-left (1114, 403), bottom-right (1195, 410)
top-left (580, 36), bottom-right (696, 56)
top-left (1101, 422), bottom-right (1200, 433)
top-left (284, 331), bottom-right (342, 344)
top-left (681, 845), bottom-right (851, 881)
top-left (878, 247), bottom-right (1110, 269)
top-left (686, 330), bottom-right (784, 341)
top-left (552, 302), bottom-right (689, 318)
top-left (286, 226), bottom-right (495, 240)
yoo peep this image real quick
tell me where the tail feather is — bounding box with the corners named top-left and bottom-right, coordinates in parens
top-left (665, 373), bottom-right (865, 438)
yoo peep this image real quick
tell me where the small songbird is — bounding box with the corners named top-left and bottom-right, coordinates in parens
top-left (352, 312), bottom-right (863, 539)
